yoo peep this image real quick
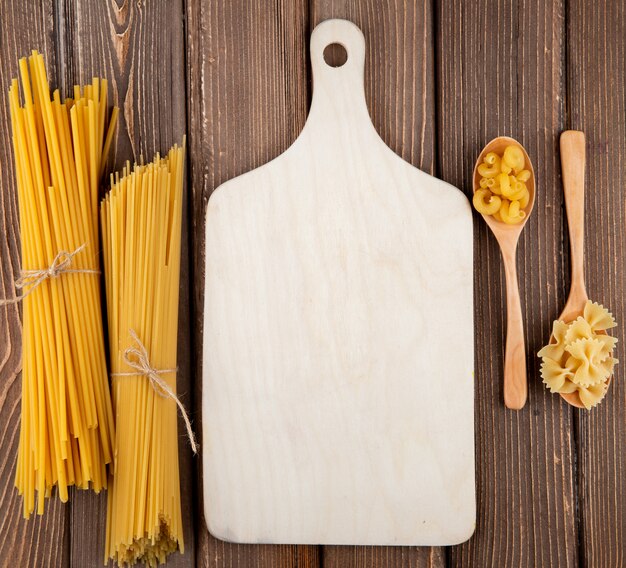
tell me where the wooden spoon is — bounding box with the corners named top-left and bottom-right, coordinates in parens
top-left (556, 130), bottom-right (612, 408)
top-left (473, 137), bottom-right (536, 410)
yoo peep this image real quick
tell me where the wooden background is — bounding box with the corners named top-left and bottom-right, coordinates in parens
top-left (0, 0), bottom-right (624, 566)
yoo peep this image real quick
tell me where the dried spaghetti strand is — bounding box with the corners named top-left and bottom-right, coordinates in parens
top-left (102, 141), bottom-right (189, 566)
top-left (7, 51), bottom-right (117, 517)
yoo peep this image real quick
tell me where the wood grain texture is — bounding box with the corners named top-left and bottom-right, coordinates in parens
top-left (551, 130), bottom-right (618, 412)
top-left (185, 0), bottom-right (319, 566)
top-left (322, 546), bottom-right (445, 568)
top-left (437, 1), bottom-right (578, 566)
top-left (308, 2), bottom-right (442, 565)
top-left (472, 137), bottom-right (537, 410)
top-left (0, 1), bottom-right (70, 566)
top-left (55, 1), bottom-right (194, 566)
top-left (311, 0), bottom-right (436, 173)
top-left (558, 130), bottom-right (588, 316)
top-left (0, 1), bottom-right (624, 566)
top-left (556, 131), bottom-right (600, 410)
top-left (203, 17), bottom-right (474, 546)
top-left (566, 1), bottom-right (626, 565)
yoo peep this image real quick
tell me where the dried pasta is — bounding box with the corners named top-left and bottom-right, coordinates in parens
top-left (584, 300), bottom-right (617, 331)
top-left (7, 51), bottom-right (117, 517)
top-left (101, 141), bottom-right (187, 565)
top-left (473, 144), bottom-right (531, 224)
top-left (499, 199), bottom-right (525, 224)
top-left (503, 145), bottom-right (525, 172)
top-left (472, 189), bottom-right (501, 215)
top-left (538, 301), bottom-right (618, 408)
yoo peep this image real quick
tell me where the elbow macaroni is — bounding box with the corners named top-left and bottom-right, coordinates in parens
top-left (473, 189), bottom-right (501, 215)
top-left (500, 199), bottom-right (526, 224)
top-left (473, 144), bottom-right (531, 224)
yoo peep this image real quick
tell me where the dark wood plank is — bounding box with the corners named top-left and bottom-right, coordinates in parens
top-left (185, 1), bottom-right (320, 566)
top-left (308, 1), bottom-right (442, 566)
top-left (437, 1), bottom-right (577, 566)
top-left (323, 546), bottom-right (444, 568)
top-left (55, 1), bottom-right (194, 566)
top-left (0, 1), bottom-right (70, 567)
top-left (311, 0), bottom-right (437, 173)
top-left (566, 2), bottom-right (626, 566)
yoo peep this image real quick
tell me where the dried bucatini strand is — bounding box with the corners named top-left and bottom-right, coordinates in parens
top-left (102, 140), bottom-right (190, 566)
top-left (7, 51), bottom-right (117, 517)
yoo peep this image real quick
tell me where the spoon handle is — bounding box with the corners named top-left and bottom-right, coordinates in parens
top-left (560, 131), bottom-right (587, 300)
top-left (501, 247), bottom-right (527, 409)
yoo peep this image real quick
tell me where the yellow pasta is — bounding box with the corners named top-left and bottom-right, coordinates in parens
top-left (499, 199), bottom-right (526, 224)
top-left (566, 338), bottom-right (614, 386)
top-left (519, 188), bottom-right (530, 208)
top-left (472, 189), bottom-right (501, 215)
top-left (584, 300), bottom-right (617, 331)
top-left (540, 357), bottom-right (575, 393)
top-left (539, 321), bottom-right (569, 362)
top-left (497, 173), bottom-right (511, 195)
top-left (564, 316), bottom-right (593, 343)
top-left (500, 161), bottom-right (512, 175)
top-left (484, 151), bottom-right (499, 165)
top-left (473, 144), bottom-right (531, 224)
top-left (578, 382), bottom-right (609, 409)
top-left (502, 145), bottom-right (525, 173)
top-left (7, 51), bottom-right (117, 517)
top-left (538, 301), bottom-right (619, 408)
top-left (101, 141), bottom-right (187, 566)
top-left (478, 161), bottom-right (499, 178)
top-left (506, 179), bottom-right (528, 201)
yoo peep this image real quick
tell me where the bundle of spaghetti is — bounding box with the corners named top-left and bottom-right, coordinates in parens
top-left (8, 51), bottom-right (118, 517)
top-left (101, 140), bottom-right (186, 566)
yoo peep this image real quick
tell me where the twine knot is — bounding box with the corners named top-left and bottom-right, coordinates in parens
top-left (1, 243), bottom-right (98, 306)
top-left (114, 329), bottom-right (198, 454)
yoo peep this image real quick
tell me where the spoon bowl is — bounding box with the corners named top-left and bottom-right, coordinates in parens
top-left (473, 136), bottom-right (536, 410)
top-left (472, 136), bottom-right (536, 235)
top-left (551, 298), bottom-right (612, 410)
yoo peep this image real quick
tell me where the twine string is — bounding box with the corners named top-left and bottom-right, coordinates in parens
top-left (112, 329), bottom-right (198, 454)
top-left (0, 243), bottom-right (98, 306)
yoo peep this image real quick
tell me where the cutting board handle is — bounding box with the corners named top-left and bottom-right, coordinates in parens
top-left (308, 20), bottom-right (373, 133)
top-left (311, 19), bottom-right (366, 76)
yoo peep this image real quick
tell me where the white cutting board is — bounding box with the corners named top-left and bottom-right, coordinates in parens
top-left (203, 19), bottom-right (475, 546)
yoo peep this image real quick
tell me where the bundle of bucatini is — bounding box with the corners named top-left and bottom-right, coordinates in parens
top-left (101, 141), bottom-right (191, 565)
top-left (4, 51), bottom-right (118, 517)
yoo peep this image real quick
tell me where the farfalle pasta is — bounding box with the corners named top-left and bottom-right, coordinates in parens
top-left (584, 300), bottom-right (617, 331)
top-left (473, 144), bottom-right (531, 224)
top-left (538, 301), bottom-right (618, 409)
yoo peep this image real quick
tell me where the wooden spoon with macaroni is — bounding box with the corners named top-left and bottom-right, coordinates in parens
top-left (555, 130), bottom-right (613, 408)
top-left (473, 137), bottom-right (536, 410)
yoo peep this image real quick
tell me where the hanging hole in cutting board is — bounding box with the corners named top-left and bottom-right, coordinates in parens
top-left (323, 43), bottom-right (348, 67)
